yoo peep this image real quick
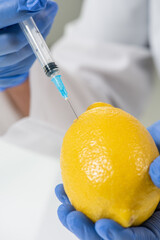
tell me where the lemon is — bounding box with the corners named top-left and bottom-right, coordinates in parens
top-left (60, 103), bottom-right (160, 227)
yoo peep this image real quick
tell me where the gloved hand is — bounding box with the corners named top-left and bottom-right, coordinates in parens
top-left (55, 120), bottom-right (160, 240)
top-left (0, 0), bottom-right (58, 91)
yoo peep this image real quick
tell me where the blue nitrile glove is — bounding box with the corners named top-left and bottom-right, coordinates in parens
top-left (0, 0), bottom-right (58, 91)
top-left (55, 120), bottom-right (160, 240)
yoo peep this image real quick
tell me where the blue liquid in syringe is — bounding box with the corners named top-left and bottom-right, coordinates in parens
top-left (51, 75), bottom-right (68, 100)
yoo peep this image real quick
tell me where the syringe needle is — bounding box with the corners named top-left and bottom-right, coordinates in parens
top-left (51, 75), bottom-right (78, 119)
top-left (66, 98), bottom-right (78, 119)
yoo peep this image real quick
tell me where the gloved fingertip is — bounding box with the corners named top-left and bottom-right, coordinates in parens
top-left (95, 219), bottom-right (124, 240)
top-left (66, 211), bottom-right (83, 231)
top-left (34, 1), bottom-right (58, 23)
top-left (55, 184), bottom-right (70, 204)
top-left (67, 211), bottom-right (94, 236)
top-left (149, 156), bottom-right (160, 188)
top-left (50, 1), bottom-right (58, 15)
top-left (67, 211), bottom-right (90, 231)
top-left (55, 184), bottom-right (63, 198)
top-left (18, 0), bottom-right (47, 12)
top-left (55, 184), bottom-right (63, 193)
top-left (57, 204), bottom-right (75, 230)
top-left (67, 211), bottom-right (103, 239)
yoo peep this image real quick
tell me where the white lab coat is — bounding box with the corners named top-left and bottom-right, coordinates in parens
top-left (0, 0), bottom-right (160, 239)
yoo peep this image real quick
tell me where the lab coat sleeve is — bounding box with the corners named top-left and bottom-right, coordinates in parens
top-left (51, 0), bottom-right (153, 118)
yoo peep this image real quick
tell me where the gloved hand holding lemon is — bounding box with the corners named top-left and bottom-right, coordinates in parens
top-left (56, 103), bottom-right (160, 240)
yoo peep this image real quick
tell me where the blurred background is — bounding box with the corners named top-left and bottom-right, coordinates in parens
top-left (46, 0), bottom-right (83, 46)
top-left (46, 0), bottom-right (160, 127)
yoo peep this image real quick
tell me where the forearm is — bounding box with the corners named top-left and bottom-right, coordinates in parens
top-left (5, 78), bottom-right (30, 117)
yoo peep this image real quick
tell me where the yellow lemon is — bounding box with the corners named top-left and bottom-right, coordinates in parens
top-left (60, 103), bottom-right (160, 227)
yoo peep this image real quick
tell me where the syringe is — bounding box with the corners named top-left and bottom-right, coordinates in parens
top-left (19, 17), bottom-right (78, 119)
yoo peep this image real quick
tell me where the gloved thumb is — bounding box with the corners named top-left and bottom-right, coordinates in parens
top-left (147, 120), bottom-right (160, 152)
top-left (0, 0), bottom-right (54, 28)
top-left (149, 156), bottom-right (160, 188)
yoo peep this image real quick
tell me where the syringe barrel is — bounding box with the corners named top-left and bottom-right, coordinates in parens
top-left (19, 17), bottom-right (58, 75)
top-left (19, 17), bottom-right (69, 100)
